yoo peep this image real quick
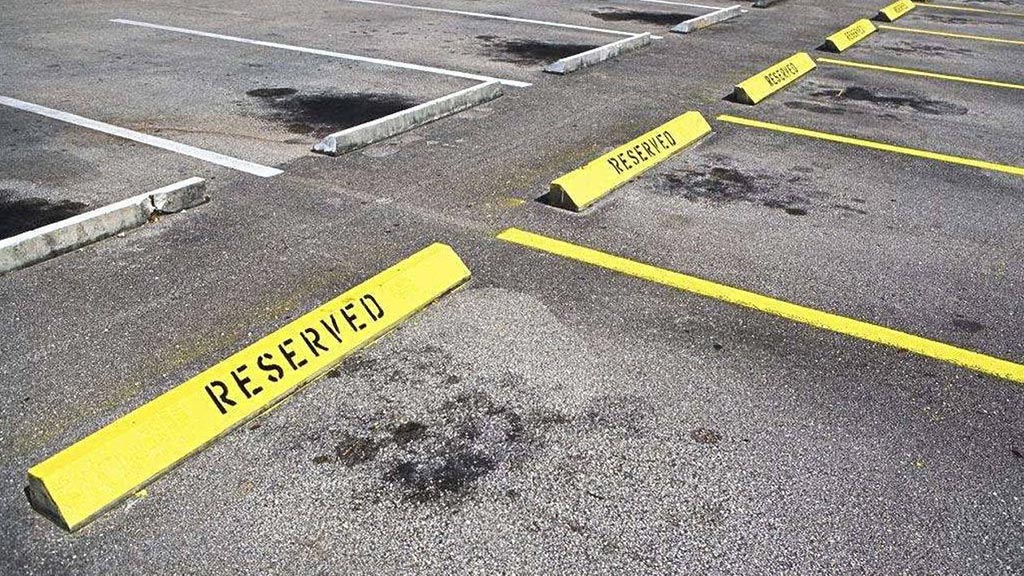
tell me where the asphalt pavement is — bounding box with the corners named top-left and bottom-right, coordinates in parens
top-left (2, 0), bottom-right (1023, 573)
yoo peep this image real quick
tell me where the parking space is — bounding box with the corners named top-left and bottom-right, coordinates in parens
top-left (4, 0), bottom-right (1024, 573)
top-left (894, 1), bottom-right (1024, 38)
top-left (722, 60), bottom-right (1024, 172)
top-left (511, 118), bottom-right (1024, 358)
top-left (1, 0), bottom-right (530, 255)
top-left (843, 17), bottom-right (1024, 83)
top-left (490, 0), bottom-right (1024, 385)
top-left (708, 3), bottom-right (1024, 171)
top-left (1, 7), bottom-right (479, 166)
top-left (109, 0), bottom-right (658, 80)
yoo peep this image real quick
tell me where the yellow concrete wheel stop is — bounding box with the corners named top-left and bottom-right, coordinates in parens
top-left (27, 243), bottom-right (471, 531)
top-left (732, 52), bottom-right (817, 105)
top-left (545, 111), bottom-right (712, 211)
top-left (824, 19), bottom-right (878, 52)
top-left (878, 0), bottom-right (915, 22)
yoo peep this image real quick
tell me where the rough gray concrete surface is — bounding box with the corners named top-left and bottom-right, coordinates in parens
top-left (2, 0), bottom-right (1023, 574)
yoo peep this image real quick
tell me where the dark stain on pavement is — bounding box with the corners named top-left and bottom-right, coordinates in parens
top-left (246, 87), bottom-right (298, 98)
top-left (339, 354), bottom-right (380, 377)
top-left (916, 13), bottom-right (999, 26)
top-left (952, 317), bottom-right (986, 334)
top-left (0, 190), bottom-right (89, 239)
top-left (784, 101), bottom-right (846, 115)
top-left (246, 88), bottom-right (416, 135)
top-left (312, 431), bottom-right (382, 467)
top-left (475, 35), bottom-right (600, 65)
top-left (335, 433), bottom-right (382, 466)
top-left (390, 421), bottom-right (428, 446)
top-left (386, 391), bottom-right (528, 503)
top-left (806, 86), bottom-right (967, 116)
top-left (321, 345), bottom-right (722, 504)
top-left (658, 166), bottom-right (817, 216)
top-left (691, 428), bottom-right (722, 445)
top-left (878, 41), bottom-right (974, 57)
top-left (389, 452), bottom-right (497, 502)
top-left (590, 8), bottom-right (696, 25)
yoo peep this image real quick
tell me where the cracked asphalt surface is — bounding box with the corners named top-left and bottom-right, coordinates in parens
top-left (2, 0), bottom-right (1023, 573)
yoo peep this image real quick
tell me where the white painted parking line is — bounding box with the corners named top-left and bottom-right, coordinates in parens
top-left (339, 0), bottom-right (664, 39)
top-left (0, 96), bottom-right (282, 177)
top-left (111, 19), bottom-right (532, 88)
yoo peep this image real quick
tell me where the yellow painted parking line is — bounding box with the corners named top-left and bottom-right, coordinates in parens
top-left (878, 24), bottom-right (1024, 46)
top-left (27, 243), bottom-right (471, 531)
top-left (918, 3), bottom-right (1024, 17)
top-left (716, 115), bottom-right (1024, 177)
top-left (497, 228), bottom-right (1024, 385)
top-left (817, 57), bottom-right (1024, 91)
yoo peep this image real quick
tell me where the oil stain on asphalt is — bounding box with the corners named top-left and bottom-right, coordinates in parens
top-left (310, 344), bottom-right (712, 505)
top-left (246, 88), bottom-right (416, 135)
top-left (783, 101), bottom-right (847, 115)
top-left (590, 8), bottom-right (696, 26)
top-left (309, 389), bottom-right (532, 504)
top-left (386, 391), bottom-right (529, 503)
top-left (657, 165), bottom-right (818, 216)
top-left (0, 190), bottom-right (89, 239)
top-left (915, 12), bottom-right (1006, 26)
top-left (952, 316), bottom-right (986, 334)
top-left (475, 35), bottom-right (600, 65)
top-left (876, 40), bottom-right (974, 58)
top-left (691, 428), bottom-right (722, 445)
top-left (805, 86), bottom-right (968, 116)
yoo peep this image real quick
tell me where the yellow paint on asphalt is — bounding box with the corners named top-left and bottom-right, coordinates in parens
top-left (26, 243), bottom-right (471, 531)
top-left (824, 19), bottom-right (878, 52)
top-left (547, 111), bottom-right (711, 211)
top-left (917, 3), bottom-right (1024, 17)
top-left (878, 0), bottom-right (916, 22)
top-left (497, 196), bottom-right (527, 208)
top-left (879, 24), bottom-right (1024, 46)
top-left (496, 228), bottom-right (1024, 385)
top-left (733, 52), bottom-right (817, 105)
top-left (717, 115), bottom-right (1024, 177)
top-left (817, 57), bottom-right (1024, 90)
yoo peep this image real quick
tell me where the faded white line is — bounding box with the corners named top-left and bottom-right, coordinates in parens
top-left (338, 0), bottom-right (664, 39)
top-left (0, 96), bottom-right (282, 177)
top-left (112, 18), bottom-right (532, 88)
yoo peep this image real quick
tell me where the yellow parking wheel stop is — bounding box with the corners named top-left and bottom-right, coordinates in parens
top-left (733, 52), bottom-right (816, 105)
top-left (545, 111), bottom-right (712, 211)
top-left (26, 243), bottom-right (471, 531)
top-left (824, 19), bottom-right (877, 52)
top-left (878, 0), bottom-right (915, 22)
